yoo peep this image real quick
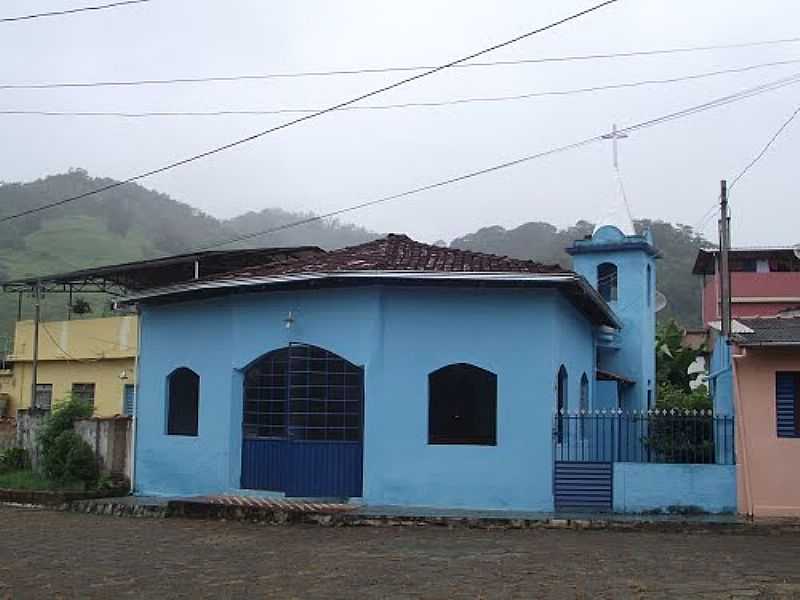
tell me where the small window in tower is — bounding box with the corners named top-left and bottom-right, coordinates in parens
top-left (647, 265), bottom-right (652, 307)
top-left (597, 263), bottom-right (618, 302)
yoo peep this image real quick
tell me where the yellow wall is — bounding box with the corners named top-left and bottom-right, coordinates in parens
top-left (1, 316), bottom-right (138, 417)
top-left (4, 358), bottom-right (136, 416)
top-left (10, 315), bottom-right (138, 361)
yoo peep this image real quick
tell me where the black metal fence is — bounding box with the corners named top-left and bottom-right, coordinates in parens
top-left (553, 410), bottom-right (735, 465)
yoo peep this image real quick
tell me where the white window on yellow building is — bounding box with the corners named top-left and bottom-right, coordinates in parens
top-left (35, 384), bottom-right (52, 410)
top-left (71, 383), bottom-right (95, 411)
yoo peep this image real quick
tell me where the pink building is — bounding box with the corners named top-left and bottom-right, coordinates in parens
top-left (731, 317), bottom-right (800, 517)
top-left (693, 247), bottom-right (800, 325)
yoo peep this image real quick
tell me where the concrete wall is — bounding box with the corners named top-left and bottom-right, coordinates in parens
top-left (0, 419), bottom-right (15, 451)
top-left (734, 347), bottom-right (800, 517)
top-left (135, 285), bottom-right (597, 511)
top-left (74, 417), bottom-right (132, 480)
top-left (613, 462), bottom-right (736, 513)
top-left (14, 410), bottom-right (131, 479)
top-left (15, 409), bottom-right (47, 469)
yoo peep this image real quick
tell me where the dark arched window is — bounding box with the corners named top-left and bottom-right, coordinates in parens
top-left (556, 365), bottom-right (568, 444)
top-left (580, 373), bottom-right (589, 413)
top-left (167, 367), bottom-right (199, 436)
top-left (429, 363), bottom-right (496, 445)
top-left (646, 264), bottom-right (652, 307)
top-left (598, 262), bottom-right (618, 302)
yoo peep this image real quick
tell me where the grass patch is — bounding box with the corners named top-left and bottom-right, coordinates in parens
top-left (0, 469), bottom-right (85, 491)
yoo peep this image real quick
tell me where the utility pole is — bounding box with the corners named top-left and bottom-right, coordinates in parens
top-left (718, 180), bottom-right (732, 339)
top-left (30, 282), bottom-right (41, 410)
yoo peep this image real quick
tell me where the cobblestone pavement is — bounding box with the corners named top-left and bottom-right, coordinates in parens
top-left (1, 506), bottom-right (800, 599)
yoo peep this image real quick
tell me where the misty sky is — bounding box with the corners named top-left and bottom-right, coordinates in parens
top-left (1, 0), bottom-right (798, 246)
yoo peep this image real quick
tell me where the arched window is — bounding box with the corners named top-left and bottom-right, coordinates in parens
top-left (429, 363), bottom-right (497, 445)
top-left (646, 264), bottom-right (652, 307)
top-left (556, 365), bottom-right (568, 444)
top-left (579, 373), bottom-right (589, 414)
top-left (597, 262), bottom-right (618, 302)
top-left (579, 372), bottom-right (589, 438)
top-left (167, 367), bottom-right (199, 436)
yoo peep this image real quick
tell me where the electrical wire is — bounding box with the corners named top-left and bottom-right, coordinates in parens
top-left (0, 0), bottom-right (151, 23)
top-left (186, 71), bottom-right (800, 253)
top-left (3, 35), bottom-right (800, 89)
top-left (5, 58), bottom-right (800, 119)
top-left (692, 101), bottom-right (800, 235)
top-left (0, 0), bottom-right (621, 225)
top-left (729, 104), bottom-right (800, 192)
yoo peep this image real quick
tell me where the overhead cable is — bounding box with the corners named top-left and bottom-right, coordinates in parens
top-left (0, 0), bottom-right (151, 23)
top-left (4, 58), bottom-right (800, 119)
top-left (186, 72), bottom-right (800, 252)
top-left (0, 0), bottom-right (621, 225)
top-left (2, 35), bottom-right (799, 89)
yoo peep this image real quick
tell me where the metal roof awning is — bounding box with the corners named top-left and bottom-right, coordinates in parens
top-left (1, 246), bottom-right (322, 294)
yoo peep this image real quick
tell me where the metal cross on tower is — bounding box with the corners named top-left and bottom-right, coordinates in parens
top-left (601, 123), bottom-right (628, 170)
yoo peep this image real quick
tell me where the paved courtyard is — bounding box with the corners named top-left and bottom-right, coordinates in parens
top-left (1, 506), bottom-right (799, 599)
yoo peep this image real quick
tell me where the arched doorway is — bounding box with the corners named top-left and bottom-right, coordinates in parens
top-left (241, 343), bottom-right (364, 497)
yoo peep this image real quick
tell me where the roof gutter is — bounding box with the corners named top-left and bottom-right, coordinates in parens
top-left (116, 270), bottom-right (621, 329)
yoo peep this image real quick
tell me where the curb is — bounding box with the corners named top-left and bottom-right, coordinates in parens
top-left (11, 498), bottom-right (800, 535)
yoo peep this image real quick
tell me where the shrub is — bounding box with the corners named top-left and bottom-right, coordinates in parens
top-left (39, 396), bottom-right (96, 485)
top-left (0, 448), bottom-right (30, 472)
top-left (42, 431), bottom-right (98, 486)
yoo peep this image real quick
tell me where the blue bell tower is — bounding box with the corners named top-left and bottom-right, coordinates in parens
top-left (566, 216), bottom-right (659, 412)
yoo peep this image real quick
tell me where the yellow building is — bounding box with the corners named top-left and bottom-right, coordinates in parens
top-left (0, 315), bottom-right (138, 417)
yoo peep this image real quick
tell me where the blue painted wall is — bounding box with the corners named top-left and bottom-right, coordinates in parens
top-left (613, 462), bottom-right (736, 513)
top-left (709, 335), bottom-right (734, 415)
top-left (569, 226), bottom-right (657, 412)
top-left (134, 285), bottom-right (596, 511)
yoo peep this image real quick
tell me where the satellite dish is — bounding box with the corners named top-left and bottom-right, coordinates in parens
top-left (793, 243), bottom-right (800, 260)
top-left (655, 291), bottom-right (668, 313)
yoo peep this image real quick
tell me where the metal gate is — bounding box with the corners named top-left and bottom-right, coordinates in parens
top-left (241, 344), bottom-right (364, 498)
top-left (553, 462), bottom-right (612, 512)
top-left (553, 414), bottom-right (613, 512)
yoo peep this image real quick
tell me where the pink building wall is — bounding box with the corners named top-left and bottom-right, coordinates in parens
top-left (702, 272), bottom-right (800, 324)
top-left (733, 347), bottom-right (800, 517)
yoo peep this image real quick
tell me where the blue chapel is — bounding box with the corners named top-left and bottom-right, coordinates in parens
top-left (124, 226), bottom-right (658, 511)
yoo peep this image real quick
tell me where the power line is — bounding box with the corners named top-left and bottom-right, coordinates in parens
top-left (3, 35), bottom-right (799, 89)
top-left (692, 101), bottom-right (800, 235)
top-left (0, 0), bottom-right (621, 225)
top-left (5, 58), bottom-right (800, 119)
top-left (729, 104), bottom-right (800, 191)
top-left (187, 72), bottom-right (800, 253)
top-left (0, 0), bottom-right (151, 23)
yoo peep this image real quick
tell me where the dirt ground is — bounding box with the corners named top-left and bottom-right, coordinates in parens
top-left (1, 505), bottom-right (799, 599)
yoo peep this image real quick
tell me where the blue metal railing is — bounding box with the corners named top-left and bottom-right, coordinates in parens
top-left (553, 410), bottom-right (735, 465)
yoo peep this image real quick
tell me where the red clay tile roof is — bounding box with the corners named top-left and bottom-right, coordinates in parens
top-left (215, 234), bottom-right (567, 279)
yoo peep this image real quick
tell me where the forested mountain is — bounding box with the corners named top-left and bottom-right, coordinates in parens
top-left (0, 169), bottom-right (711, 342)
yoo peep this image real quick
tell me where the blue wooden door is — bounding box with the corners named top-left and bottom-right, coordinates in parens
top-left (123, 384), bottom-right (135, 416)
top-left (241, 344), bottom-right (364, 498)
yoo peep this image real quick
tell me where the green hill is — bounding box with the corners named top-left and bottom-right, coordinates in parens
top-left (0, 169), bottom-right (712, 346)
